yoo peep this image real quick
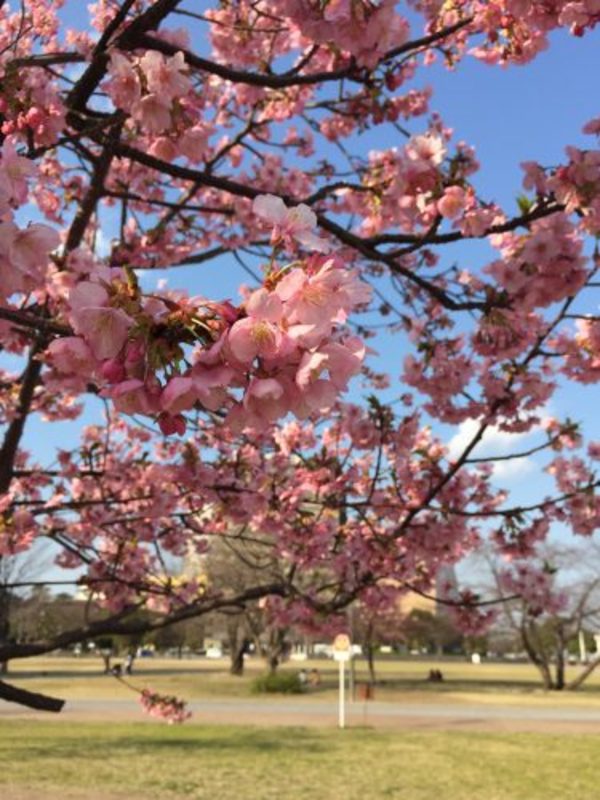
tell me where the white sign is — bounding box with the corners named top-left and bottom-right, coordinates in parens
top-left (333, 650), bottom-right (351, 662)
top-left (333, 634), bottom-right (351, 661)
top-left (333, 635), bottom-right (351, 728)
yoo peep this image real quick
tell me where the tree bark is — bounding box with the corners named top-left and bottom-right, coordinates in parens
top-left (227, 617), bottom-right (244, 675)
top-left (366, 643), bottom-right (377, 684)
top-left (0, 587), bottom-right (10, 674)
top-left (567, 655), bottom-right (600, 690)
top-left (364, 620), bottom-right (377, 684)
top-left (521, 622), bottom-right (554, 690)
top-left (266, 628), bottom-right (286, 675)
top-left (554, 625), bottom-right (566, 690)
top-left (0, 346), bottom-right (45, 674)
top-left (230, 641), bottom-right (248, 676)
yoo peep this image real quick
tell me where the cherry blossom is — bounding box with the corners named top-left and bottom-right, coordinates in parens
top-left (139, 689), bottom-right (192, 724)
top-left (253, 195), bottom-right (330, 253)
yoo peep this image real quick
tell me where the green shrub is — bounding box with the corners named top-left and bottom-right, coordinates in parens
top-left (250, 672), bottom-right (305, 694)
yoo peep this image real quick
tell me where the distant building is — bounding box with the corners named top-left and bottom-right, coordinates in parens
top-left (386, 563), bottom-right (459, 618)
top-left (398, 589), bottom-right (435, 616)
top-left (434, 564), bottom-right (459, 616)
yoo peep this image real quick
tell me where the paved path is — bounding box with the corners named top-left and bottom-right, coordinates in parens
top-left (4, 697), bottom-right (600, 732)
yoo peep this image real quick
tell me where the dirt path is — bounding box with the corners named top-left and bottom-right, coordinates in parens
top-left (4, 790), bottom-right (129, 800)
top-left (3, 696), bottom-right (600, 733)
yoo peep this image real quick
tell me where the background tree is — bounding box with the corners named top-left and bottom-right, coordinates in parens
top-left (150, 617), bottom-right (205, 658)
top-left (0, 546), bottom-right (52, 673)
top-left (401, 609), bottom-right (464, 658)
top-left (487, 544), bottom-right (600, 690)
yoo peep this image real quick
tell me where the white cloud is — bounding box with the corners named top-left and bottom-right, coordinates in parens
top-left (446, 409), bottom-right (552, 484)
top-left (491, 456), bottom-right (536, 480)
top-left (447, 418), bottom-right (533, 462)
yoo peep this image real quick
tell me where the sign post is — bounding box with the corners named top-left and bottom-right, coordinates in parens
top-left (332, 634), bottom-right (351, 729)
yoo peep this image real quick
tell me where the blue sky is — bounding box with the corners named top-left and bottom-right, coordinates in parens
top-left (8, 7), bottom-right (600, 563)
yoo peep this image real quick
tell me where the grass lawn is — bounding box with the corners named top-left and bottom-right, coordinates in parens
top-left (8, 655), bottom-right (600, 707)
top-left (0, 720), bottom-right (597, 800)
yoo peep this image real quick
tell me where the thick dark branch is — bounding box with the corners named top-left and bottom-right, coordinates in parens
top-left (317, 215), bottom-right (488, 311)
top-left (137, 33), bottom-right (359, 88)
top-left (0, 679), bottom-right (65, 713)
top-left (136, 19), bottom-right (473, 90)
top-left (432, 479), bottom-right (600, 519)
top-left (115, 0), bottom-right (182, 48)
top-left (383, 18), bottom-right (474, 62)
top-left (113, 141), bottom-right (257, 199)
top-left (105, 189), bottom-right (235, 215)
top-left (0, 307), bottom-right (69, 336)
top-left (0, 343), bottom-right (44, 493)
top-left (401, 581), bottom-right (519, 608)
top-left (65, 120), bottom-right (124, 252)
top-left (10, 52), bottom-right (85, 68)
top-left (0, 582), bottom-right (286, 662)
top-left (368, 201), bottom-right (564, 249)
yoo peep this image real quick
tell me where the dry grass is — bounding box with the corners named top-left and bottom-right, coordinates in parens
top-left (8, 655), bottom-right (600, 708)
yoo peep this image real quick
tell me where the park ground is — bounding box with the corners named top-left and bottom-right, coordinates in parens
top-left (2, 655), bottom-right (600, 799)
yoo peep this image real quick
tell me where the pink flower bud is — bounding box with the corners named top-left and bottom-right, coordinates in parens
top-left (158, 412), bottom-right (186, 436)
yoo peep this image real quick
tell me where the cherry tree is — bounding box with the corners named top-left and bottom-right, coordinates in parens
top-left (0, 0), bottom-right (599, 717)
top-left (480, 543), bottom-right (600, 690)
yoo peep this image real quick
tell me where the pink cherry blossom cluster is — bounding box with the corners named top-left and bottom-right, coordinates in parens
top-left (547, 455), bottom-right (600, 535)
top-left (553, 318), bottom-right (600, 384)
top-left (350, 131), bottom-right (483, 237)
top-left (139, 688), bottom-right (191, 724)
top-left (445, 591), bottom-right (498, 637)
top-left (0, 66), bottom-right (65, 148)
top-left (44, 196), bottom-right (370, 435)
top-left (0, 495), bottom-right (36, 556)
top-left (499, 564), bottom-right (568, 618)
top-left (205, 0), bottom-right (300, 68)
top-left (277, 0), bottom-right (409, 68)
top-left (486, 213), bottom-right (587, 310)
top-left (0, 2), bottom-right (64, 148)
top-left (549, 147), bottom-right (600, 235)
top-left (173, 404), bottom-right (507, 593)
top-left (359, 132), bottom-right (449, 236)
top-left (253, 195), bottom-right (329, 253)
top-left (520, 122), bottom-right (600, 238)
top-left (472, 310), bottom-right (539, 360)
top-left (105, 48), bottom-right (192, 136)
top-left (177, 0), bottom-right (600, 80)
top-left (0, 140), bottom-right (60, 301)
top-left (403, 338), bottom-right (476, 424)
top-left (492, 516), bottom-right (550, 559)
top-left (426, 0), bottom-right (600, 67)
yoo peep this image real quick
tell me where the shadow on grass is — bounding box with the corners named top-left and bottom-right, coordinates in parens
top-left (11, 666), bottom-right (228, 680)
top-left (377, 678), bottom-right (545, 693)
top-left (6, 726), bottom-right (329, 762)
top-left (297, 676), bottom-right (553, 695)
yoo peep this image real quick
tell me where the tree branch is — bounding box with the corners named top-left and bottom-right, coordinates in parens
top-left (0, 679), bottom-right (65, 713)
